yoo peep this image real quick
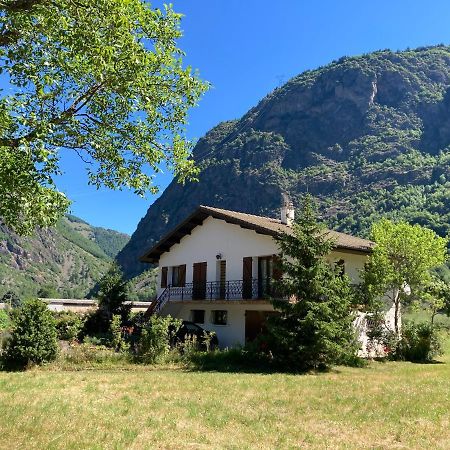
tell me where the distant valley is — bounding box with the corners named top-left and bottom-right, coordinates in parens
top-left (0, 215), bottom-right (129, 299)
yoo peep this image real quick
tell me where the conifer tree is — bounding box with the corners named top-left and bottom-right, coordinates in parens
top-left (97, 263), bottom-right (130, 322)
top-left (84, 263), bottom-right (131, 335)
top-left (267, 195), bottom-right (358, 371)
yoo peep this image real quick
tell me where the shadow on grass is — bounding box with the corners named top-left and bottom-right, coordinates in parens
top-left (186, 349), bottom-right (279, 374)
top-left (183, 348), bottom-right (353, 375)
top-left (403, 359), bottom-right (445, 365)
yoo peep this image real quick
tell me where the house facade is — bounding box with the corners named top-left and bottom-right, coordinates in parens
top-left (141, 203), bottom-right (382, 349)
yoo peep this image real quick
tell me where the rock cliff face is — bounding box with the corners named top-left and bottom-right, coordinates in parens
top-left (117, 46), bottom-right (450, 278)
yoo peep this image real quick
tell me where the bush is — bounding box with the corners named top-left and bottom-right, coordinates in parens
top-left (57, 343), bottom-right (129, 367)
top-left (1, 291), bottom-right (21, 309)
top-left (136, 315), bottom-right (181, 364)
top-left (395, 322), bottom-right (443, 362)
top-left (0, 310), bottom-right (11, 355)
top-left (82, 308), bottom-right (110, 336)
top-left (53, 311), bottom-right (84, 342)
top-left (4, 299), bottom-right (58, 368)
top-left (109, 314), bottom-right (129, 352)
top-left (185, 346), bottom-right (272, 372)
top-left (0, 309), bottom-right (10, 331)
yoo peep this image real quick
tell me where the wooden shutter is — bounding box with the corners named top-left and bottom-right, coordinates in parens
top-left (243, 257), bottom-right (252, 280)
top-left (179, 264), bottom-right (186, 287)
top-left (242, 257), bottom-right (253, 299)
top-left (161, 267), bottom-right (168, 288)
top-left (193, 262), bottom-right (207, 300)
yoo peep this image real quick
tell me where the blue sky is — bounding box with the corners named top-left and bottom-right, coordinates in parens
top-left (56, 0), bottom-right (450, 234)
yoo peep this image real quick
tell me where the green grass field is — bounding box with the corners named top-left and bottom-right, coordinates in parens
top-left (1, 337), bottom-right (450, 449)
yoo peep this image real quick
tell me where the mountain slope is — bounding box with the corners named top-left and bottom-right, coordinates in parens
top-left (117, 45), bottom-right (450, 278)
top-left (0, 216), bottom-right (129, 299)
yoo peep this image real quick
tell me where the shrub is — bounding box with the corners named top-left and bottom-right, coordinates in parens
top-left (57, 343), bottom-right (129, 368)
top-left (53, 311), bottom-right (84, 342)
top-left (0, 309), bottom-right (10, 331)
top-left (83, 335), bottom-right (107, 346)
top-left (185, 346), bottom-right (272, 372)
top-left (1, 291), bottom-right (21, 309)
top-left (109, 314), bottom-right (129, 352)
top-left (4, 299), bottom-right (58, 368)
top-left (0, 310), bottom-right (11, 355)
top-left (82, 308), bottom-right (110, 336)
top-left (395, 322), bottom-right (443, 362)
top-left (136, 315), bottom-right (181, 364)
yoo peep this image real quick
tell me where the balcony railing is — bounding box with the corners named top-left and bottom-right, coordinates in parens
top-left (165, 278), bottom-right (277, 302)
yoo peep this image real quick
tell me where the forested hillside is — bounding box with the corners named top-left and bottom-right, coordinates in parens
top-left (117, 46), bottom-right (450, 278)
top-left (0, 216), bottom-right (129, 299)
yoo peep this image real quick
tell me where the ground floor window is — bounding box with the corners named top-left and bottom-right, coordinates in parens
top-left (211, 310), bottom-right (228, 325)
top-left (191, 309), bottom-right (205, 324)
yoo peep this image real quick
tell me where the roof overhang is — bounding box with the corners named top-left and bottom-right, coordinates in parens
top-left (139, 205), bottom-right (373, 264)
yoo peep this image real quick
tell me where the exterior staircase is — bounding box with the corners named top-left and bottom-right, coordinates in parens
top-left (145, 287), bottom-right (170, 317)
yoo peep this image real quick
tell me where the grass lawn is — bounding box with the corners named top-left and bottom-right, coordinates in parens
top-left (1, 339), bottom-right (450, 449)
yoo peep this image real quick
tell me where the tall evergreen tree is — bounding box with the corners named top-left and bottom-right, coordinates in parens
top-left (97, 262), bottom-right (129, 321)
top-left (267, 195), bottom-right (358, 371)
top-left (83, 262), bottom-right (130, 336)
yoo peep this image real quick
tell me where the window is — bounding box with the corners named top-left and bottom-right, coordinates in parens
top-left (171, 264), bottom-right (186, 287)
top-left (191, 309), bottom-right (205, 324)
top-left (161, 267), bottom-right (168, 288)
top-left (212, 310), bottom-right (227, 326)
top-left (335, 259), bottom-right (345, 277)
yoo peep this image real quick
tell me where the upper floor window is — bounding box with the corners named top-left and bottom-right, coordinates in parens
top-left (172, 264), bottom-right (186, 287)
top-left (161, 267), bottom-right (168, 288)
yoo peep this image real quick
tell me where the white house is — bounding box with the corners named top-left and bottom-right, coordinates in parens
top-left (140, 200), bottom-right (393, 352)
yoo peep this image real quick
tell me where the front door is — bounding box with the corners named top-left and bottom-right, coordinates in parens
top-left (193, 262), bottom-right (207, 300)
top-left (258, 256), bottom-right (273, 298)
top-left (245, 310), bottom-right (279, 343)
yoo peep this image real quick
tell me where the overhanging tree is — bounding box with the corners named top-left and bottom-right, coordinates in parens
top-left (267, 195), bottom-right (358, 371)
top-left (0, 0), bottom-right (208, 234)
top-left (360, 219), bottom-right (448, 336)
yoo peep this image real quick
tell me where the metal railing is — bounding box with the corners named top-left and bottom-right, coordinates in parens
top-left (148, 278), bottom-right (279, 315)
top-left (167, 278), bottom-right (278, 301)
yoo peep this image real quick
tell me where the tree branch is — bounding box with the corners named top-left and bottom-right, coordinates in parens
top-left (0, 81), bottom-right (105, 147)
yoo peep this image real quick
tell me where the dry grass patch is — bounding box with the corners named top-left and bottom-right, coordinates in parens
top-left (1, 340), bottom-right (450, 449)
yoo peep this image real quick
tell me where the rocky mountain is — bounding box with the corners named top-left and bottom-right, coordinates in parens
top-left (0, 215), bottom-right (129, 299)
top-left (117, 45), bottom-right (450, 278)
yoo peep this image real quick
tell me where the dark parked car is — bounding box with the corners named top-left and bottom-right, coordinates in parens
top-left (172, 321), bottom-right (219, 350)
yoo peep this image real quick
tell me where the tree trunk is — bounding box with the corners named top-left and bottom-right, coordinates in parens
top-left (393, 288), bottom-right (401, 337)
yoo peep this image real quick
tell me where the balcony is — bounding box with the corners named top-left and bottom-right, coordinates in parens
top-left (149, 278), bottom-right (278, 315)
top-left (166, 278), bottom-right (277, 302)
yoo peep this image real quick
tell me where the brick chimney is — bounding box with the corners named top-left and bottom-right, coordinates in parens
top-left (280, 193), bottom-right (295, 226)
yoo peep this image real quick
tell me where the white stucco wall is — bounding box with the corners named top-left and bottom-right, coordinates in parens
top-left (157, 216), bottom-right (369, 295)
top-left (163, 301), bottom-right (275, 348)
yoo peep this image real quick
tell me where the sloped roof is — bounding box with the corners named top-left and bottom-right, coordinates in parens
top-left (140, 205), bottom-right (374, 263)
